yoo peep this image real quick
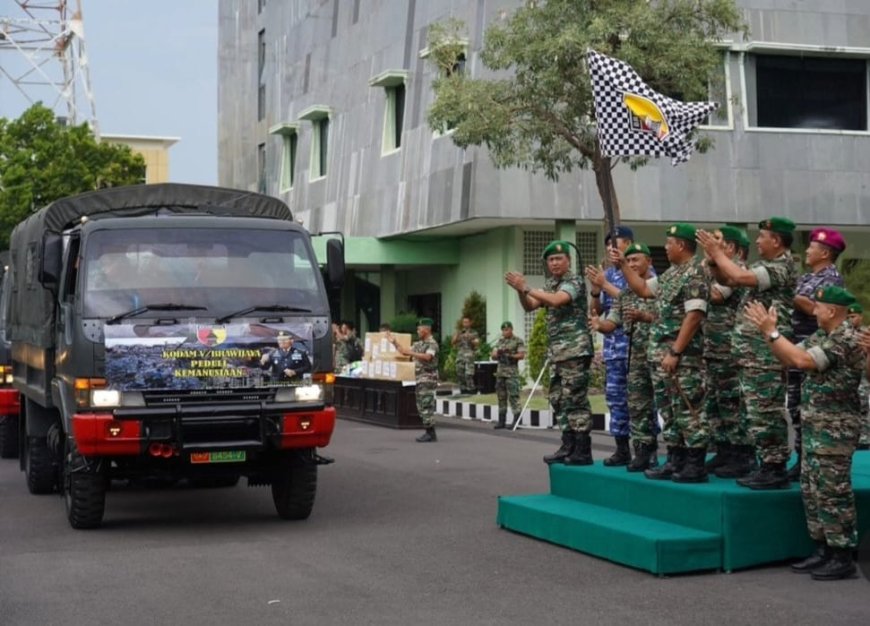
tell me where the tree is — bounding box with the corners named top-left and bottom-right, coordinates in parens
top-left (457, 290), bottom-right (487, 346)
top-left (526, 308), bottom-right (549, 390)
top-left (0, 104), bottom-right (146, 246)
top-left (426, 0), bottom-right (746, 229)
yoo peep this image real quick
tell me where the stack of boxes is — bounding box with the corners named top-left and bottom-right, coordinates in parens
top-left (361, 332), bottom-right (416, 382)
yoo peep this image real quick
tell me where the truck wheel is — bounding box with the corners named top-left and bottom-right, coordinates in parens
top-left (271, 454), bottom-right (317, 520)
top-left (0, 416), bottom-right (19, 459)
top-left (63, 440), bottom-right (107, 529)
top-left (24, 437), bottom-right (56, 494)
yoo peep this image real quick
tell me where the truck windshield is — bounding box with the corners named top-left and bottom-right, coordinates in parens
top-left (82, 228), bottom-right (323, 319)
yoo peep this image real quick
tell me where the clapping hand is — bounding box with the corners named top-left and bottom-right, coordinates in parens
top-left (696, 229), bottom-right (725, 259)
top-left (584, 265), bottom-right (606, 289)
top-left (744, 301), bottom-right (777, 335)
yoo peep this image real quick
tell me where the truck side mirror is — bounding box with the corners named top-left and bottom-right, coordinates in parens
top-left (40, 233), bottom-right (63, 288)
top-left (325, 238), bottom-right (345, 289)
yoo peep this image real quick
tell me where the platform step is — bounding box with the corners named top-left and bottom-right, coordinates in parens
top-left (497, 494), bottom-right (722, 575)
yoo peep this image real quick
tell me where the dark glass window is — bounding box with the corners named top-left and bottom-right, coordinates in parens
top-left (394, 84), bottom-right (405, 148)
top-left (755, 54), bottom-right (867, 130)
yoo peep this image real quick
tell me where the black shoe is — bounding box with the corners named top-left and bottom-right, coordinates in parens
top-left (791, 542), bottom-right (830, 574)
top-left (627, 441), bottom-right (653, 472)
top-left (714, 445), bottom-right (755, 479)
top-left (544, 431), bottom-right (575, 465)
top-left (672, 447), bottom-right (709, 483)
top-left (564, 432), bottom-right (593, 466)
top-left (810, 548), bottom-right (856, 581)
top-left (604, 436), bottom-right (631, 467)
top-left (415, 427), bottom-right (437, 443)
top-left (738, 462), bottom-right (789, 490)
top-left (493, 413), bottom-right (507, 429)
top-left (704, 443), bottom-right (731, 472)
top-left (644, 447), bottom-right (686, 480)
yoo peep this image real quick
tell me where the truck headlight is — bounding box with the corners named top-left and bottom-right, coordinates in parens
top-left (294, 384), bottom-right (323, 402)
top-left (91, 389), bottom-right (121, 408)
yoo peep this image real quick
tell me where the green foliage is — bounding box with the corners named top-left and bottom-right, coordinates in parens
top-left (0, 104), bottom-right (146, 247)
top-left (439, 336), bottom-right (457, 382)
top-left (388, 311), bottom-right (421, 337)
top-left (457, 290), bottom-right (487, 338)
top-left (426, 1), bottom-right (747, 219)
top-left (844, 260), bottom-right (870, 325)
top-left (527, 308), bottom-right (550, 390)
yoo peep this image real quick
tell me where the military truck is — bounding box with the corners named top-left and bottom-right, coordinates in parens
top-left (0, 251), bottom-right (21, 458)
top-left (6, 184), bottom-right (344, 528)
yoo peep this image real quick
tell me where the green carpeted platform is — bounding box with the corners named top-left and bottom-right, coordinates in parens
top-left (497, 451), bottom-right (870, 575)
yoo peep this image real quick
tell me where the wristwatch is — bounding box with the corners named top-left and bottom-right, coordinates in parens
top-left (522, 286), bottom-right (532, 296)
top-left (768, 330), bottom-right (781, 342)
top-left (667, 346), bottom-right (682, 358)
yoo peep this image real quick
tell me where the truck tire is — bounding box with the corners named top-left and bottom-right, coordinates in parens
top-left (25, 437), bottom-right (56, 494)
top-left (0, 416), bottom-right (19, 459)
top-left (271, 454), bottom-right (317, 520)
top-left (63, 440), bottom-right (107, 529)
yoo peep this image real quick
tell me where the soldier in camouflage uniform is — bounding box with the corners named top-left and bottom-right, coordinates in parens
top-left (701, 226), bottom-right (753, 478)
top-left (699, 217), bottom-right (798, 490)
top-left (787, 228), bottom-right (846, 481)
top-left (587, 243), bottom-right (660, 471)
top-left (619, 224), bottom-right (710, 483)
top-left (452, 317), bottom-right (480, 394)
top-left (848, 302), bottom-right (870, 450)
top-left (391, 318), bottom-right (440, 443)
top-left (746, 286), bottom-right (864, 581)
top-left (490, 321), bottom-right (525, 429)
top-left (506, 240), bottom-right (594, 466)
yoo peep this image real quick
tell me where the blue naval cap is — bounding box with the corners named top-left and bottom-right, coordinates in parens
top-left (605, 226), bottom-right (634, 244)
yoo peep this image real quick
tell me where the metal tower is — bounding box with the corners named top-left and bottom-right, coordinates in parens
top-left (0, 0), bottom-right (98, 135)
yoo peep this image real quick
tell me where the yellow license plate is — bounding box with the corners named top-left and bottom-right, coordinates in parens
top-left (190, 451), bottom-right (246, 464)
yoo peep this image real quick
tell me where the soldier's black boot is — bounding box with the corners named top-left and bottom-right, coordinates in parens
top-left (564, 432), bottom-right (593, 466)
top-left (627, 441), bottom-right (652, 472)
top-left (704, 442), bottom-right (731, 472)
top-left (543, 431), bottom-right (575, 465)
top-left (415, 427), bottom-right (437, 443)
top-left (714, 445), bottom-right (755, 479)
top-left (648, 437), bottom-right (659, 468)
top-left (493, 412), bottom-right (507, 430)
top-left (791, 541), bottom-right (830, 573)
top-left (604, 436), bottom-right (631, 467)
top-left (672, 447), bottom-right (709, 483)
top-left (644, 446), bottom-right (686, 480)
top-left (810, 548), bottom-right (856, 581)
top-left (738, 461), bottom-right (789, 490)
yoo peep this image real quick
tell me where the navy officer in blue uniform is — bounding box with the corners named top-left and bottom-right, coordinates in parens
top-left (260, 330), bottom-right (311, 381)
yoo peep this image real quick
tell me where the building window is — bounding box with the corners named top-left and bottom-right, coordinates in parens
top-left (370, 70), bottom-right (409, 154)
top-left (298, 105), bottom-right (332, 181)
top-left (258, 0), bottom-right (266, 14)
top-left (522, 231), bottom-right (555, 275)
top-left (269, 123), bottom-right (298, 192)
top-left (258, 29), bottom-right (266, 121)
top-left (575, 232), bottom-right (598, 267)
top-left (748, 53), bottom-right (867, 131)
top-left (257, 142), bottom-right (266, 193)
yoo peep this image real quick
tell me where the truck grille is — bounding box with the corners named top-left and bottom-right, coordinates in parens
top-left (142, 388), bottom-right (275, 406)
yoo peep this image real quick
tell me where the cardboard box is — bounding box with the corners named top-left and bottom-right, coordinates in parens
top-left (364, 332), bottom-right (411, 361)
top-left (388, 361), bottom-right (417, 382)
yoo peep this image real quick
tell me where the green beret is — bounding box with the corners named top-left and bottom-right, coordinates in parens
top-left (624, 242), bottom-right (651, 258)
top-left (417, 317), bottom-right (434, 327)
top-left (665, 223), bottom-right (696, 242)
top-left (718, 225), bottom-right (746, 245)
top-left (847, 302), bottom-right (863, 315)
top-left (542, 240), bottom-right (572, 259)
top-left (500, 321), bottom-right (513, 329)
top-left (814, 286), bottom-right (857, 308)
top-left (758, 216), bottom-right (795, 234)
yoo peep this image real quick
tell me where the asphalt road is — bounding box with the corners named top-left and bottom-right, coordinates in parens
top-left (1, 418), bottom-right (868, 626)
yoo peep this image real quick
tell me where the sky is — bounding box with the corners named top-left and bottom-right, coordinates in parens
top-left (0, 0), bottom-right (218, 185)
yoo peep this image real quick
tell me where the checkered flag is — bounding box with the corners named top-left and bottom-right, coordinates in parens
top-left (587, 49), bottom-right (718, 165)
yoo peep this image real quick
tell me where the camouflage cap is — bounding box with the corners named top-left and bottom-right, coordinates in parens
top-left (847, 302), bottom-right (863, 315)
top-left (541, 240), bottom-right (572, 259)
top-left (815, 286), bottom-right (857, 308)
top-left (758, 216), bottom-right (795, 234)
top-left (500, 321), bottom-right (513, 329)
top-left (624, 242), bottom-right (651, 258)
top-left (417, 317), bottom-right (434, 327)
top-left (665, 223), bottom-right (696, 242)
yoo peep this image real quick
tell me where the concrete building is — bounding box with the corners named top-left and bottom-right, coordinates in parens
top-left (217, 0), bottom-right (870, 339)
top-left (102, 134), bottom-right (179, 184)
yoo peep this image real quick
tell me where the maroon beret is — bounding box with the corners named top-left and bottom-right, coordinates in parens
top-left (809, 228), bottom-right (846, 252)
